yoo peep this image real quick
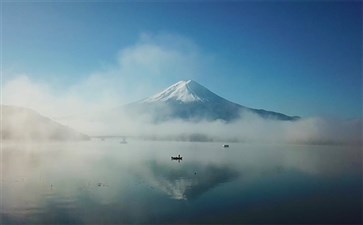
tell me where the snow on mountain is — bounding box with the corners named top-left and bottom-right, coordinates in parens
top-left (142, 80), bottom-right (221, 103)
top-left (124, 80), bottom-right (300, 122)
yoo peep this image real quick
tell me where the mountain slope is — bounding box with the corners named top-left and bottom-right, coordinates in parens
top-left (124, 80), bottom-right (299, 122)
top-left (1, 105), bottom-right (90, 141)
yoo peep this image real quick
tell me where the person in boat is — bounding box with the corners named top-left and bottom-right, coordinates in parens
top-left (178, 154), bottom-right (180, 158)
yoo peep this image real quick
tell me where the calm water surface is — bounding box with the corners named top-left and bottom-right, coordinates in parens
top-left (1, 140), bottom-right (362, 224)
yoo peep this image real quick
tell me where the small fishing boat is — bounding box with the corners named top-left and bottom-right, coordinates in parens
top-left (171, 156), bottom-right (183, 160)
top-left (171, 154), bottom-right (182, 160)
top-left (120, 137), bottom-right (127, 144)
top-left (223, 144), bottom-right (229, 148)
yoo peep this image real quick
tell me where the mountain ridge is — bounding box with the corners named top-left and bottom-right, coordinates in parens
top-left (124, 80), bottom-right (300, 122)
top-left (1, 105), bottom-right (90, 140)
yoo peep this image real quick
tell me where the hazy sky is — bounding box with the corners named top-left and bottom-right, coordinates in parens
top-left (2, 1), bottom-right (362, 118)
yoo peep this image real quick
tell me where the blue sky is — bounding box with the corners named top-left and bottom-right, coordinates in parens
top-left (2, 1), bottom-right (362, 118)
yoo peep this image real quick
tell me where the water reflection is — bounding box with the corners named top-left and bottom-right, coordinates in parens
top-left (138, 161), bottom-right (239, 200)
top-left (1, 141), bottom-right (361, 224)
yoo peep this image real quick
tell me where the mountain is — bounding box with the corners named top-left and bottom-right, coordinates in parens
top-left (1, 105), bottom-right (90, 141)
top-left (124, 80), bottom-right (299, 122)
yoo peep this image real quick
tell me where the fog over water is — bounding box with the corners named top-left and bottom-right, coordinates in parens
top-left (1, 141), bottom-right (361, 224)
top-left (2, 76), bottom-right (361, 145)
top-left (1, 76), bottom-right (361, 223)
top-left (2, 4), bottom-right (361, 224)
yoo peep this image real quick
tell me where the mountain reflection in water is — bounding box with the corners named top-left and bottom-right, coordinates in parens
top-left (139, 161), bottom-right (239, 200)
top-left (1, 140), bottom-right (361, 224)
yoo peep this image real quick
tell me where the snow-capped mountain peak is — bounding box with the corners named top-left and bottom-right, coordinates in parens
top-left (126, 80), bottom-right (299, 122)
top-left (142, 80), bottom-right (219, 103)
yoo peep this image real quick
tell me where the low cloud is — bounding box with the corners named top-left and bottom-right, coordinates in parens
top-left (2, 75), bottom-right (119, 118)
top-left (3, 33), bottom-right (209, 117)
top-left (53, 106), bottom-right (362, 145)
top-left (2, 33), bottom-right (361, 145)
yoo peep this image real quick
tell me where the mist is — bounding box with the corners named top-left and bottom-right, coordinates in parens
top-left (2, 140), bottom-right (360, 217)
top-left (2, 33), bottom-right (361, 145)
top-left (2, 75), bottom-right (361, 145)
top-left (1, 105), bottom-right (89, 141)
top-left (56, 106), bottom-right (361, 145)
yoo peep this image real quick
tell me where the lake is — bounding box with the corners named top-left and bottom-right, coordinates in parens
top-left (1, 140), bottom-right (361, 224)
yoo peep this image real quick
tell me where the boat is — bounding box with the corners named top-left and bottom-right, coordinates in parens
top-left (171, 156), bottom-right (182, 160)
top-left (223, 144), bottom-right (229, 148)
top-left (171, 155), bottom-right (183, 160)
top-left (120, 137), bottom-right (127, 144)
